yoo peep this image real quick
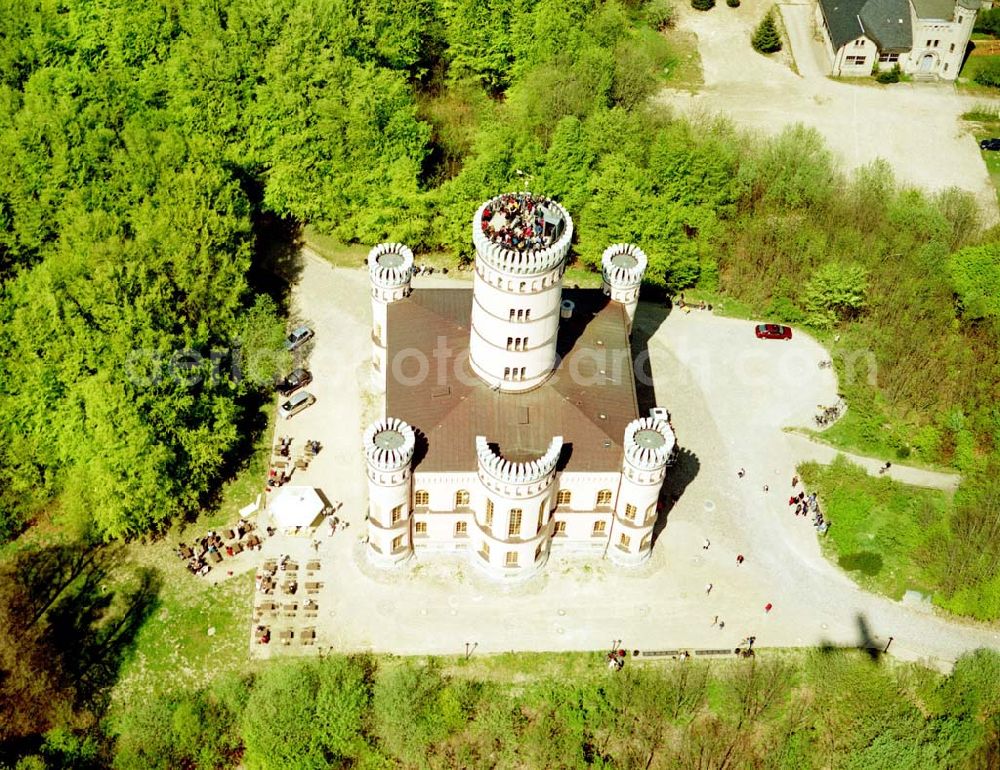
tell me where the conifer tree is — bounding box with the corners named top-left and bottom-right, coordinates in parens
top-left (752, 11), bottom-right (782, 53)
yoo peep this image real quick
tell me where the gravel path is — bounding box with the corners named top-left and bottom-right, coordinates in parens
top-left (246, 255), bottom-right (999, 667)
top-left (658, 0), bottom-right (1000, 223)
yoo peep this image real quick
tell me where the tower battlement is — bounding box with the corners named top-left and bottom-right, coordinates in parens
top-left (601, 243), bottom-right (648, 289)
top-left (623, 416), bottom-right (676, 472)
top-left (472, 194), bottom-right (573, 276)
top-left (475, 435), bottom-right (563, 486)
top-left (364, 417), bottom-right (416, 473)
top-left (367, 242), bottom-right (414, 290)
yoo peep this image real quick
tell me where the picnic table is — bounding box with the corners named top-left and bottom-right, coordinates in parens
top-left (305, 581), bottom-right (322, 594)
top-left (209, 550), bottom-right (223, 564)
top-left (279, 630), bottom-right (293, 645)
top-left (282, 581), bottom-right (298, 595)
top-left (283, 602), bottom-right (298, 617)
top-left (300, 628), bottom-right (316, 645)
top-left (306, 560), bottom-right (321, 572)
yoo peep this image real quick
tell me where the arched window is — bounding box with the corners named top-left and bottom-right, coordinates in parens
top-left (557, 490), bottom-right (571, 506)
top-left (625, 503), bottom-right (637, 521)
top-left (414, 490), bottom-right (429, 506)
top-left (596, 489), bottom-right (612, 506)
top-left (455, 489), bottom-right (470, 507)
top-left (646, 502), bottom-right (657, 521)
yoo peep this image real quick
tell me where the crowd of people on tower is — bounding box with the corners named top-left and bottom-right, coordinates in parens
top-left (481, 193), bottom-right (559, 252)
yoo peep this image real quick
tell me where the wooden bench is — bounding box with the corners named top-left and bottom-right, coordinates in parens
top-left (305, 582), bottom-right (322, 594)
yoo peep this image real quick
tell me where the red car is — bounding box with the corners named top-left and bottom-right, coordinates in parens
top-left (755, 324), bottom-right (792, 340)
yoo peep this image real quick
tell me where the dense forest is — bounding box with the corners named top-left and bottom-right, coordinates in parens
top-left (5, 649), bottom-right (997, 769)
top-left (2, 0), bottom-right (999, 541)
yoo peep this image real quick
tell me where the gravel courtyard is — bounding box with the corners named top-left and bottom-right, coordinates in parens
top-left (241, 252), bottom-right (999, 667)
top-left (658, 0), bottom-right (1000, 223)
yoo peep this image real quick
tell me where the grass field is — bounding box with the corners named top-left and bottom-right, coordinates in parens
top-left (798, 455), bottom-right (952, 603)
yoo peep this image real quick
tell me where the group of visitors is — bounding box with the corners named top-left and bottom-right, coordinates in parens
top-left (789, 478), bottom-right (828, 534)
top-left (674, 293), bottom-right (712, 312)
top-left (481, 193), bottom-right (555, 252)
top-left (176, 518), bottom-right (261, 577)
top-left (814, 400), bottom-right (844, 427)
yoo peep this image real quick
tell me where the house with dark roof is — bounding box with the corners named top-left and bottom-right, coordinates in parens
top-left (815, 0), bottom-right (978, 79)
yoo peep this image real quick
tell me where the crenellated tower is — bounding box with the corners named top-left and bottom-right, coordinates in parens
top-left (608, 414), bottom-right (676, 566)
top-left (367, 243), bottom-right (414, 392)
top-left (469, 194), bottom-right (574, 391)
top-left (472, 435), bottom-right (563, 578)
top-left (364, 417), bottom-right (416, 567)
top-left (601, 243), bottom-right (648, 333)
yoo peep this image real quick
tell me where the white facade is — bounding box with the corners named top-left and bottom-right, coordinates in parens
top-left (817, 0), bottom-right (976, 81)
top-left (367, 243), bottom-right (413, 392)
top-left (468, 195), bottom-right (574, 391)
top-left (601, 243), bottom-right (648, 333)
top-left (363, 194), bottom-right (679, 580)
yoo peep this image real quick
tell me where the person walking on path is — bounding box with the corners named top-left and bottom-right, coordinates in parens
top-left (736, 554), bottom-right (744, 565)
top-left (712, 615), bottom-right (719, 626)
top-left (703, 538), bottom-right (711, 550)
top-left (738, 468), bottom-right (746, 478)
top-left (706, 583), bottom-right (713, 595)
top-left (762, 484), bottom-right (769, 493)
top-left (764, 603), bottom-right (773, 613)
top-left (792, 475), bottom-right (799, 487)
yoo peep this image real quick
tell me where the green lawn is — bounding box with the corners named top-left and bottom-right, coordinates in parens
top-left (957, 52), bottom-right (1000, 92)
top-left (959, 108), bottom-right (1000, 208)
top-left (798, 456), bottom-right (952, 603)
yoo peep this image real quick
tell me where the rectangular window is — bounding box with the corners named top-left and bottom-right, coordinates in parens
top-left (555, 520), bottom-right (567, 535)
top-left (855, 38), bottom-right (864, 47)
top-left (949, 43), bottom-right (955, 53)
top-left (414, 521), bottom-right (427, 535)
top-left (557, 490), bottom-right (571, 505)
top-left (414, 490), bottom-right (429, 506)
top-left (877, 52), bottom-right (898, 63)
top-left (525, 309), bottom-right (531, 320)
top-left (619, 533), bottom-right (631, 549)
top-left (505, 551), bottom-right (518, 567)
top-left (596, 490), bottom-right (612, 506)
top-left (392, 534), bottom-right (406, 551)
top-left (391, 505), bottom-right (403, 525)
top-left (486, 499), bottom-right (494, 529)
top-left (506, 337), bottom-right (513, 351)
top-left (933, 39), bottom-right (939, 47)
top-left (455, 521), bottom-right (467, 535)
top-left (508, 509), bottom-right (522, 537)
top-left (926, 39), bottom-right (932, 46)
top-left (625, 503), bottom-right (637, 521)
top-left (480, 541), bottom-right (490, 561)
top-left (509, 309), bottom-right (515, 321)
top-left (455, 489), bottom-right (470, 507)
top-left (845, 56), bottom-right (866, 65)
top-left (944, 63), bottom-right (948, 72)
top-left (592, 520), bottom-right (606, 536)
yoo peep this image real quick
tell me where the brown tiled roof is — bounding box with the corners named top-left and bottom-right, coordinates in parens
top-left (386, 289), bottom-right (639, 473)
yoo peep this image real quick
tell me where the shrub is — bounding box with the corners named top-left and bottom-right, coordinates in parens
top-left (974, 59), bottom-right (1000, 88)
top-left (974, 7), bottom-right (1000, 36)
top-left (752, 10), bottom-right (782, 53)
top-left (691, 0), bottom-right (715, 11)
top-left (727, 0), bottom-right (741, 7)
top-left (875, 64), bottom-right (901, 83)
top-left (646, 0), bottom-right (677, 29)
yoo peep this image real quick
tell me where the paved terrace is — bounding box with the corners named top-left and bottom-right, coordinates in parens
top-left (230, 250), bottom-right (998, 667)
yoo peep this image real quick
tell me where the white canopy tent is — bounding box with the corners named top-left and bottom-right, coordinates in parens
top-left (269, 486), bottom-right (327, 530)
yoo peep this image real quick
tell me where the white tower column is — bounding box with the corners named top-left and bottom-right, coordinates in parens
top-left (601, 243), bottom-right (648, 334)
top-left (363, 417), bottom-right (416, 568)
top-left (367, 243), bottom-right (414, 393)
top-left (608, 415), bottom-right (676, 567)
top-left (468, 194), bottom-right (574, 392)
top-left (472, 436), bottom-right (563, 580)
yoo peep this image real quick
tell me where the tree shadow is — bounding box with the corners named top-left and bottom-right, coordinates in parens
top-left (248, 212), bottom-right (304, 315)
top-left (0, 544), bottom-right (162, 757)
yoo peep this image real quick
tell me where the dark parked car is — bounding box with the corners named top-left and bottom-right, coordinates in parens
top-left (285, 325), bottom-right (314, 351)
top-left (277, 367), bottom-right (312, 396)
top-left (980, 138), bottom-right (1000, 151)
top-left (754, 323), bottom-right (793, 340)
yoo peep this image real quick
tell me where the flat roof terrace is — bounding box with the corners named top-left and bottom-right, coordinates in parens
top-left (480, 193), bottom-right (566, 253)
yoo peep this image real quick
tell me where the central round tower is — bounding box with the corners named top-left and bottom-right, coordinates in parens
top-left (468, 193), bottom-right (574, 391)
